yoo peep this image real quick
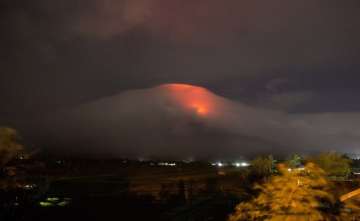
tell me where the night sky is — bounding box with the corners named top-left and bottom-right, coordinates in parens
top-left (1, 1), bottom-right (360, 158)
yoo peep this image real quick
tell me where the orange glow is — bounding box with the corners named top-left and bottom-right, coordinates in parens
top-left (194, 105), bottom-right (208, 115)
top-left (162, 83), bottom-right (215, 117)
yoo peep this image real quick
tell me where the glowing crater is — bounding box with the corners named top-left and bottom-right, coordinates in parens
top-left (162, 83), bottom-right (215, 117)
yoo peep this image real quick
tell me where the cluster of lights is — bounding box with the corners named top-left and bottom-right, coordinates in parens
top-left (211, 162), bottom-right (224, 167)
top-left (23, 184), bottom-right (37, 190)
top-left (211, 161), bottom-right (250, 167)
top-left (233, 162), bottom-right (250, 167)
top-left (39, 197), bottom-right (71, 207)
top-left (157, 162), bottom-right (176, 167)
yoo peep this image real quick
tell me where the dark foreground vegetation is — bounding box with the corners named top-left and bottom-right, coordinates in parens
top-left (1, 127), bottom-right (360, 220)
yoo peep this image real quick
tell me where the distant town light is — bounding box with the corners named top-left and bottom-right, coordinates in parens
top-left (39, 197), bottom-right (72, 207)
top-left (39, 201), bottom-right (53, 207)
top-left (158, 162), bottom-right (176, 167)
top-left (241, 162), bottom-right (250, 167)
top-left (57, 201), bottom-right (70, 207)
top-left (232, 162), bottom-right (249, 167)
top-left (23, 184), bottom-right (37, 190)
top-left (47, 197), bottom-right (60, 202)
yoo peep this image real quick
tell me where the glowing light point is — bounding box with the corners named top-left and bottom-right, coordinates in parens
top-left (241, 162), bottom-right (249, 167)
top-left (192, 104), bottom-right (208, 115)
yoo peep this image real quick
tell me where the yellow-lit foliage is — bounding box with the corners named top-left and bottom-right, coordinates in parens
top-left (229, 163), bottom-right (338, 221)
top-left (339, 199), bottom-right (360, 221)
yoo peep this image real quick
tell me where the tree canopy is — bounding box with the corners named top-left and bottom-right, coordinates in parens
top-left (248, 155), bottom-right (275, 181)
top-left (309, 152), bottom-right (352, 178)
top-left (230, 161), bottom-right (360, 221)
top-left (0, 127), bottom-right (23, 168)
top-left (287, 154), bottom-right (303, 168)
top-left (230, 163), bottom-right (342, 221)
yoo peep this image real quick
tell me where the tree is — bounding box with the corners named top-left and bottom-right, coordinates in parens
top-left (0, 127), bottom-right (23, 168)
top-left (287, 154), bottom-right (303, 168)
top-left (310, 152), bottom-right (352, 178)
top-left (248, 155), bottom-right (275, 181)
top-left (229, 163), bottom-right (337, 221)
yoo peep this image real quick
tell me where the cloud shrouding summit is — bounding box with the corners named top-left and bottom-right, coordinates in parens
top-left (2, 0), bottom-right (360, 124)
top-left (39, 84), bottom-right (360, 159)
